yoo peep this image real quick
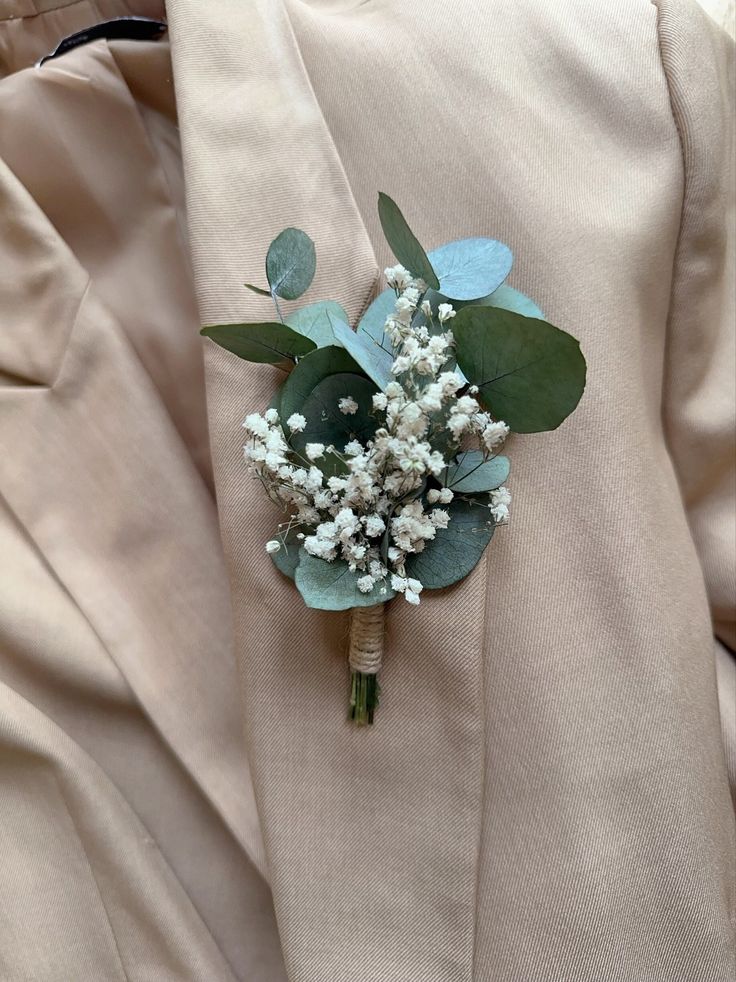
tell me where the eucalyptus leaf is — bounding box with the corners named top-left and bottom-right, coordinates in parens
top-left (266, 227), bottom-right (316, 300)
top-left (270, 526), bottom-right (304, 580)
top-left (377, 192), bottom-right (440, 289)
top-left (478, 284), bottom-right (544, 319)
top-left (405, 496), bottom-right (495, 590)
top-left (267, 388), bottom-right (282, 416)
top-left (286, 301), bottom-right (349, 348)
top-left (356, 288), bottom-right (397, 355)
top-left (427, 238), bottom-right (513, 301)
top-left (441, 452), bottom-right (510, 492)
top-left (279, 345), bottom-right (362, 424)
top-left (295, 550), bottom-right (395, 610)
top-left (290, 372), bottom-right (378, 476)
top-left (200, 322), bottom-right (315, 363)
top-left (331, 318), bottom-right (394, 390)
top-left (453, 307), bottom-right (586, 433)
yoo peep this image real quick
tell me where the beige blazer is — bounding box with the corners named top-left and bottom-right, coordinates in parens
top-left (0, 1), bottom-right (733, 980)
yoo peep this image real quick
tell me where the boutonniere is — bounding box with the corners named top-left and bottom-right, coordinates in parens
top-left (202, 194), bottom-right (586, 724)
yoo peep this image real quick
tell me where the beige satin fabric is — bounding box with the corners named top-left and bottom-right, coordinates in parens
top-left (0, 6), bottom-right (285, 979)
top-left (168, 0), bottom-right (736, 980)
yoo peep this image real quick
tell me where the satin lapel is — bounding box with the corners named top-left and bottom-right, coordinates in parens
top-left (168, 3), bottom-right (486, 980)
top-left (0, 46), bottom-right (267, 881)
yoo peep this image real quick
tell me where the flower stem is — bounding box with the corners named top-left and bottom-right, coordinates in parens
top-left (349, 670), bottom-right (380, 725)
top-left (347, 604), bottom-right (385, 726)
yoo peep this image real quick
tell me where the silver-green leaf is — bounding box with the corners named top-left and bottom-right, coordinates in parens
top-left (270, 526), bottom-right (304, 580)
top-left (266, 227), bottom-right (316, 300)
top-left (356, 288), bottom-right (397, 355)
top-left (427, 238), bottom-right (513, 301)
top-left (295, 550), bottom-right (395, 610)
top-left (286, 300), bottom-right (349, 348)
top-left (477, 284), bottom-right (544, 319)
top-left (331, 318), bottom-right (394, 390)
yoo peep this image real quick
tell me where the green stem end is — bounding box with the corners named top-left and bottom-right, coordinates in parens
top-left (349, 670), bottom-right (380, 726)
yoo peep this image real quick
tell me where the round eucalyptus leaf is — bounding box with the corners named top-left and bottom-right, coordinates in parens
top-left (427, 237), bottom-right (513, 301)
top-left (270, 525), bottom-right (304, 581)
top-left (295, 550), bottom-right (395, 610)
top-left (279, 346), bottom-right (362, 424)
top-left (478, 284), bottom-right (544, 319)
top-left (200, 322), bottom-right (315, 363)
top-left (441, 452), bottom-right (510, 493)
top-left (266, 227), bottom-right (316, 300)
top-left (290, 372), bottom-right (378, 476)
top-left (331, 318), bottom-right (394, 391)
top-left (377, 192), bottom-right (440, 289)
top-left (453, 306), bottom-right (586, 433)
top-left (286, 301), bottom-right (349, 348)
top-left (405, 496), bottom-right (495, 590)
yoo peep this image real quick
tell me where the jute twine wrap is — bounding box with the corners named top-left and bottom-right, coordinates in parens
top-left (348, 604), bottom-right (385, 675)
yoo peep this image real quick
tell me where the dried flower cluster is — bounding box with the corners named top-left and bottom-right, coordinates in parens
top-left (242, 264), bottom-right (512, 604)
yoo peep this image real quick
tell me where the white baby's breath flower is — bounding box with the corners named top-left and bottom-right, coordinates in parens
top-left (437, 303), bottom-right (456, 323)
top-left (264, 408), bottom-right (279, 424)
top-left (243, 413), bottom-right (269, 438)
top-left (339, 396), bottom-right (359, 415)
top-left (438, 487), bottom-right (454, 504)
top-left (343, 439), bottom-right (363, 456)
top-left (390, 574), bottom-right (408, 592)
top-left (482, 420), bottom-right (510, 450)
top-left (305, 442), bottom-right (325, 460)
top-left (405, 588), bottom-right (421, 605)
top-left (363, 514), bottom-right (386, 537)
top-left (265, 539), bottom-right (281, 554)
top-left (372, 393), bottom-right (388, 411)
top-left (429, 508), bottom-right (450, 529)
top-left (286, 412), bottom-right (307, 433)
top-left (357, 575), bottom-right (375, 593)
top-left (384, 264), bottom-right (412, 290)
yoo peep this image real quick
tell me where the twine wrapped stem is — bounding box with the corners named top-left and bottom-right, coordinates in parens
top-left (348, 603), bottom-right (385, 725)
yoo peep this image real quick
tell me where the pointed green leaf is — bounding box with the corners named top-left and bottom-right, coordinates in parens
top-left (266, 227), bottom-right (316, 300)
top-left (405, 496), bottom-right (495, 589)
top-left (286, 301), bottom-right (349, 348)
top-left (290, 372), bottom-right (378, 476)
top-left (427, 238), bottom-right (513, 301)
top-left (453, 307), bottom-right (586, 433)
top-left (279, 345), bottom-right (362, 423)
top-left (441, 452), bottom-right (510, 493)
top-left (200, 322), bottom-right (316, 363)
top-left (331, 318), bottom-right (394, 390)
top-left (295, 550), bottom-right (395, 610)
top-left (244, 282), bottom-right (272, 297)
top-left (377, 192), bottom-right (440, 289)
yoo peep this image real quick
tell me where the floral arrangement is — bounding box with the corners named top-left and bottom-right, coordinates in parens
top-left (201, 194), bottom-right (586, 724)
